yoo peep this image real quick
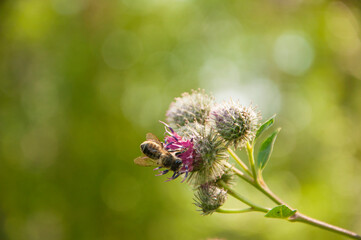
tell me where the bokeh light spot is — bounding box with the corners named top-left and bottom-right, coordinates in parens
top-left (199, 58), bottom-right (281, 116)
top-left (51, 0), bottom-right (88, 15)
top-left (25, 212), bottom-right (63, 240)
top-left (273, 33), bottom-right (314, 76)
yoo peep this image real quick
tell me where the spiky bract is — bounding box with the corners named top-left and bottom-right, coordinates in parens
top-left (194, 183), bottom-right (227, 215)
top-left (212, 101), bottom-right (261, 148)
top-left (185, 123), bottom-right (228, 186)
top-left (166, 89), bottom-right (215, 128)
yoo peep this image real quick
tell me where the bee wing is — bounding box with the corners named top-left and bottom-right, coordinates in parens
top-left (134, 156), bottom-right (158, 167)
top-left (146, 133), bottom-right (162, 145)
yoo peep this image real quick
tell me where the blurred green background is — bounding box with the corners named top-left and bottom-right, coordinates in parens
top-left (1, 0), bottom-right (361, 239)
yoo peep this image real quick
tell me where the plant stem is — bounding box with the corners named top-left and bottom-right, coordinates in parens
top-left (227, 148), bottom-right (252, 176)
top-left (230, 147), bottom-right (361, 239)
top-left (224, 162), bottom-right (254, 186)
top-left (216, 208), bottom-right (254, 214)
top-left (218, 181), bottom-right (269, 213)
top-left (246, 142), bottom-right (258, 183)
top-left (289, 213), bottom-right (361, 239)
top-left (229, 164), bottom-right (286, 206)
top-left (254, 177), bottom-right (287, 206)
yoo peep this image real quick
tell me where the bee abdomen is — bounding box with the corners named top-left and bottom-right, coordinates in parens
top-left (141, 141), bottom-right (162, 159)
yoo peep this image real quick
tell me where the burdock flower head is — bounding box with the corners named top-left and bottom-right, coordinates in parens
top-left (212, 100), bottom-right (261, 148)
top-left (162, 122), bottom-right (196, 175)
top-left (166, 89), bottom-right (215, 128)
top-left (194, 183), bottom-right (227, 215)
top-left (133, 89), bottom-right (361, 237)
top-left (183, 123), bottom-right (229, 186)
top-left (161, 121), bottom-right (229, 185)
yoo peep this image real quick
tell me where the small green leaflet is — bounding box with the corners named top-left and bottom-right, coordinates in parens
top-left (255, 115), bottom-right (276, 141)
top-left (256, 128), bottom-right (280, 170)
top-left (265, 205), bottom-right (296, 218)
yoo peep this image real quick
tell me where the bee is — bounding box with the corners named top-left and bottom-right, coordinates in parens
top-left (134, 133), bottom-right (183, 180)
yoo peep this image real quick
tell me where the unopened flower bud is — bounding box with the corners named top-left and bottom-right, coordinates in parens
top-left (194, 183), bottom-right (227, 215)
top-left (212, 101), bottom-right (260, 148)
top-left (166, 89), bottom-right (215, 128)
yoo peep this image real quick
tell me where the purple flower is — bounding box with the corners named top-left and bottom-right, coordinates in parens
top-left (151, 121), bottom-right (228, 184)
top-left (162, 121), bottom-right (228, 185)
top-left (162, 121), bottom-right (196, 174)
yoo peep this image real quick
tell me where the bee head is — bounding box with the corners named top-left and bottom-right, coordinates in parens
top-left (171, 159), bottom-right (182, 172)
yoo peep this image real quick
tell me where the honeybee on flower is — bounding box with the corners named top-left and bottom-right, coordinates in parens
top-left (133, 89), bottom-right (361, 239)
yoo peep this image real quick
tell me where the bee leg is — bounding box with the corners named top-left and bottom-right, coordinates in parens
top-left (172, 173), bottom-right (180, 179)
top-left (156, 169), bottom-right (169, 176)
top-left (170, 172), bottom-right (177, 178)
top-left (153, 166), bottom-right (162, 171)
top-left (180, 175), bottom-right (186, 183)
top-left (181, 166), bottom-right (189, 183)
top-left (165, 172), bottom-right (178, 182)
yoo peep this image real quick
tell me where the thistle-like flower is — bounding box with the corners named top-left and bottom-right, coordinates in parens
top-left (162, 122), bottom-right (196, 176)
top-left (132, 90), bottom-right (361, 240)
top-left (133, 121), bottom-right (197, 182)
top-left (166, 89), bottom-right (215, 128)
top-left (162, 122), bottom-right (228, 186)
top-left (194, 183), bottom-right (227, 215)
top-left (211, 101), bottom-right (261, 148)
top-left (183, 123), bottom-right (229, 186)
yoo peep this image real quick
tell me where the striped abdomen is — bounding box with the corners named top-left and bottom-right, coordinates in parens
top-left (140, 141), bottom-right (163, 159)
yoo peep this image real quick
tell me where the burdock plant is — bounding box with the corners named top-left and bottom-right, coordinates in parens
top-left (134, 89), bottom-right (361, 239)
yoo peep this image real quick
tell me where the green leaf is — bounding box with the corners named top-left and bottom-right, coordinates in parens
top-left (256, 128), bottom-right (280, 170)
top-left (255, 115), bottom-right (276, 141)
top-left (265, 205), bottom-right (296, 218)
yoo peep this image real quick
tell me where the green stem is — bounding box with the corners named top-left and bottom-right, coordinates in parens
top-left (230, 147), bottom-right (361, 239)
top-left (227, 148), bottom-right (252, 176)
top-left (218, 181), bottom-right (268, 213)
top-left (216, 207), bottom-right (254, 214)
top-left (253, 176), bottom-right (286, 206)
top-left (246, 142), bottom-right (258, 183)
top-left (289, 213), bottom-right (361, 239)
top-left (224, 162), bottom-right (254, 186)
top-left (227, 163), bottom-right (285, 206)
